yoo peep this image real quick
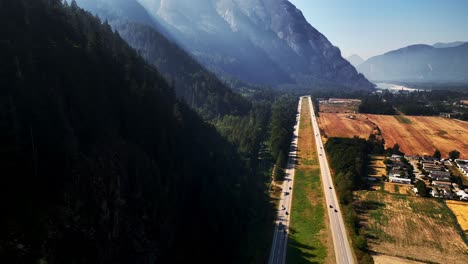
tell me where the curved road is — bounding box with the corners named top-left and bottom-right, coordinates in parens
top-left (268, 97), bottom-right (302, 264)
top-left (307, 96), bottom-right (355, 264)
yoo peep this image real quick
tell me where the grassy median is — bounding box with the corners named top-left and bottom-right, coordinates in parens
top-left (286, 98), bottom-right (329, 263)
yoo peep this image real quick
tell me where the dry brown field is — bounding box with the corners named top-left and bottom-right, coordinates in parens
top-left (356, 191), bottom-right (468, 264)
top-left (318, 112), bottom-right (468, 158)
top-left (318, 113), bottom-right (375, 139)
top-left (446, 200), bottom-right (468, 236)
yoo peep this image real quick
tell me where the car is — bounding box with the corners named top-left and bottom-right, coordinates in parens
top-left (329, 187), bottom-right (332, 189)
top-left (319, 154), bottom-right (322, 156)
top-left (334, 209), bottom-right (338, 212)
top-left (285, 211), bottom-right (289, 215)
top-left (289, 187), bottom-right (292, 190)
top-left (329, 205), bottom-right (333, 208)
top-left (285, 192), bottom-right (289, 196)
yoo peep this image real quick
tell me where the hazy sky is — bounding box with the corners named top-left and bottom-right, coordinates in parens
top-left (289, 0), bottom-right (468, 59)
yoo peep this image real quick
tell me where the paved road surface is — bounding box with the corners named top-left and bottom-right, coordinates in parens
top-left (268, 97), bottom-right (302, 264)
top-left (307, 96), bottom-right (355, 264)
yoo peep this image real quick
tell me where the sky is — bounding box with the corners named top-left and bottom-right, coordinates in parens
top-left (288, 0), bottom-right (468, 60)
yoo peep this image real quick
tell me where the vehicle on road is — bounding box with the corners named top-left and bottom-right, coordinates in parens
top-left (289, 187), bottom-right (292, 190)
top-left (285, 192), bottom-right (289, 196)
top-left (329, 205), bottom-right (333, 208)
top-left (329, 187), bottom-right (332, 189)
top-left (334, 209), bottom-right (338, 212)
top-left (285, 211), bottom-right (289, 215)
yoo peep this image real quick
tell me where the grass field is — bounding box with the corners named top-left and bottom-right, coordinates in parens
top-left (286, 98), bottom-right (332, 264)
top-left (368, 155), bottom-right (386, 178)
top-left (318, 112), bottom-right (468, 158)
top-left (446, 200), bottom-right (468, 237)
top-left (394, 115), bottom-right (412, 124)
top-left (356, 191), bottom-right (468, 263)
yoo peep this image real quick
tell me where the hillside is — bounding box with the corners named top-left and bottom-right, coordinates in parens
top-left (0, 0), bottom-right (271, 263)
top-left (75, 0), bottom-right (251, 119)
top-left (136, 0), bottom-right (373, 90)
top-left (358, 43), bottom-right (468, 82)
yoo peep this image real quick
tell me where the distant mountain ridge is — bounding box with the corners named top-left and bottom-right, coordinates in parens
top-left (136, 0), bottom-right (373, 90)
top-left (433, 41), bottom-right (466, 48)
top-left (346, 54), bottom-right (364, 67)
top-left (357, 43), bottom-right (468, 82)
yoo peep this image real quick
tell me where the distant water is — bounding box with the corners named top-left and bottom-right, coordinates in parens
top-left (375, 83), bottom-right (419, 92)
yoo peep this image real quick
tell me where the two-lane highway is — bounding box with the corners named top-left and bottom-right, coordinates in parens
top-left (268, 97), bottom-right (302, 264)
top-left (307, 96), bottom-right (355, 264)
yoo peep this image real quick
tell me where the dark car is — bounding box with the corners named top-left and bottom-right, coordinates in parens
top-left (329, 187), bottom-right (332, 189)
top-left (329, 205), bottom-right (333, 208)
top-left (334, 209), bottom-right (338, 212)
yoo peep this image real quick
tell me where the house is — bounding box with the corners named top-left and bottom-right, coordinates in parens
top-left (432, 181), bottom-right (452, 188)
top-left (430, 171), bottom-right (451, 182)
top-left (389, 176), bottom-right (411, 184)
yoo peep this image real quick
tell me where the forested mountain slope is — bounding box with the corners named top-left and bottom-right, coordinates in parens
top-left (0, 0), bottom-right (270, 262)
top-left (75, 0), bottom-right (250, 119)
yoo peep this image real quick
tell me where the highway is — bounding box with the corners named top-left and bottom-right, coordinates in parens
top-left (307, 96), bottom-right (355, 264)
top-left (268, 97), bottom-right (302, 264)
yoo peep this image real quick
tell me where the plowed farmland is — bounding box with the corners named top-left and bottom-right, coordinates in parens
top-left (318, 113), bottom-right (468, 158)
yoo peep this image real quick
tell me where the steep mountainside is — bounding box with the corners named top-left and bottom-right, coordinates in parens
top-left (358, 44), bottom-right (468, 82)
top-left (137, 0), bottom-right (373, 90)
top-left (75, 0), bottom-right (250, 118)
top-left (0, 0), bottom-right (269, 263)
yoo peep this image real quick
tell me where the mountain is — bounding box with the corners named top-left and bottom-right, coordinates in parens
top-left (433, 41), bottom-right (466, 48)
top-left (357, 43), bottom-right (468, 82)
top-left (346, 54), bottom-right (365, 67)
top-left (75, 0), bottom-right (250, 119)
top-left (0, 0), bottom-right (269, 262)
top-left (136, 0), bottom-right (373, 90)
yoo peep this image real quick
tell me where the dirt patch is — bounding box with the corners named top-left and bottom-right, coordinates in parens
top-left (446, 200), bottom-right (468, 236)
top-left (356, 191), bottom-right (468, 264)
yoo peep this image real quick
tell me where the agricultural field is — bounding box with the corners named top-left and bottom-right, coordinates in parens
top-left (366, 114), bottom-right (468, 158)
top-left (317, 111), bottom-right (468, 158)
top-left (446, 200), bottom-right (468, 237)
top-left (318, 99), bottom-right (361, 113)
top-left (317, 113), bottom-right (376, 139)
top-left (355, 191), bottom-right (468, 264)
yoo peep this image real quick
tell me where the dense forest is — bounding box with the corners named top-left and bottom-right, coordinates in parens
top-left (0, 1), bottom-right (299, 263)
